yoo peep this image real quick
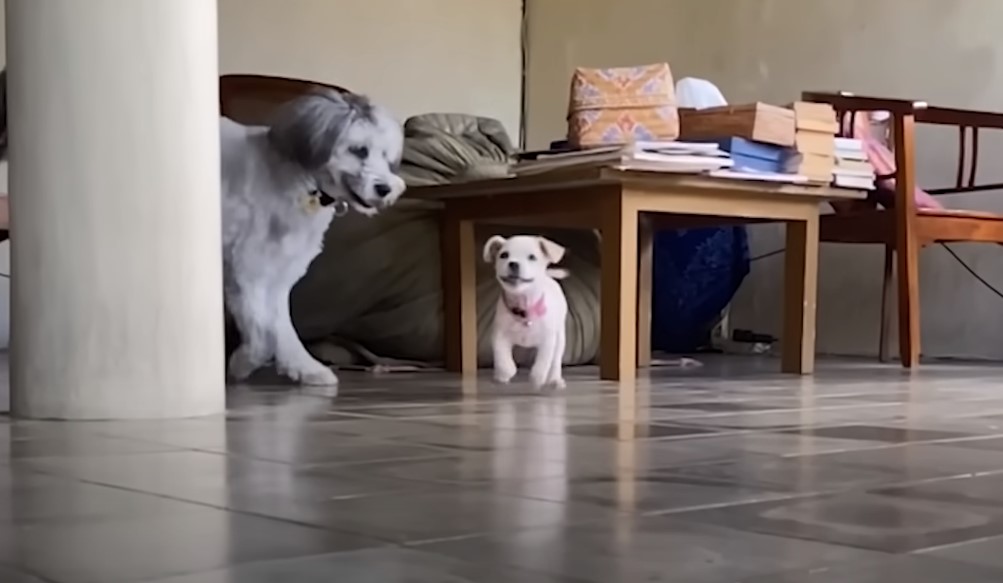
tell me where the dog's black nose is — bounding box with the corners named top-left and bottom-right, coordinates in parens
top-left (507, 261), bottom-right (520, 273)
top-left (374, 183), bottom-right (392, 198)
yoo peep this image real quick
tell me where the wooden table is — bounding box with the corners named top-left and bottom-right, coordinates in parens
top-left (410, 167), bottom-right (865, 382)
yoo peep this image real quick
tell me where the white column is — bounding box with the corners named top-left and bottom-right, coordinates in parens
top-left (6, 0), bottom-right (225, 419)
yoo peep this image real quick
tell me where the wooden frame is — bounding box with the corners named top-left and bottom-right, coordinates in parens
top-left (803, 91), bottom-right (1003, 367)
top-left (412, 168), bottom-right (864, 387)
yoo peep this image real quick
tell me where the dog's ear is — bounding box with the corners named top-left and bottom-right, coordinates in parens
top-left (537, 237), bottom-right (566, 264)
top-left (483, 236), bottom-right (506, 263)
top-left (268, 89), bottom-right (356, 171)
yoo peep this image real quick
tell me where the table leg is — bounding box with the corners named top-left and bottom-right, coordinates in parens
top-left (636, 215), bottom-right (653, 368)
top-left (599, 197), bottom-right (639, 381)
top-left (782, 215), bottom-right (819, 374)
top-left (441, 210), bottom-right (477, 374)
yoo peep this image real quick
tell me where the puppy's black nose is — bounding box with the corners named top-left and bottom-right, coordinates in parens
top-left (374, 183), bottom-right (392, 198)
top-left (507, 261), bottom-right (520, 273)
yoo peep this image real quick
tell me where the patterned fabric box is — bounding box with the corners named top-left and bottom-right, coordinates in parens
top-left (567, 63), bottom-right (680, 148)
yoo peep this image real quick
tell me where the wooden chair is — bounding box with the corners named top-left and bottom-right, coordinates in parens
top-left (803, 91), bottom-right (1003, 367)
top-left (219, 74), bottom-right (348, 124)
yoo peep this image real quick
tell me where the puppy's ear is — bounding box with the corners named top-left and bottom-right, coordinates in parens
top-left (483, 236), bottom-right (506, 263)
top-left (537, 237), bottom-right (566, 264)
top-left (268, 89), bottom-right (355, 171)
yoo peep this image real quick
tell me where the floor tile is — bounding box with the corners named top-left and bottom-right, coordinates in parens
top-left (17, 450), bottom-right (430, 508)
top-left (776, 424), bottom-right (973, 444)
top-left (342, 451), bottom-right (612, 485)
top-left (671, 431), bottom-right (890, 458)
top-left (0, 433), bottom-right (181, 459)
top-left (676, 490), bottom-right (1003, 553)
top-left (0, 565), bottom-right (47, 583)
top-left (674, 407), bottom-right (904, 431)
top-left (418, 514), bottom-right (884, 583)
top-left (942, 436), bottom-right (1003, 452)
top-left (654, 401), bottom-right (785, 413)
top-left (5, 503), bottom-right (382, 583)
top-left (145, 547), bottom-right (586, 583)
top-left (496, 474), bottom-right (790, 514)
top-left (921, 535), bottom-right (1003, 572)
top-left (565, 422), bottom-right (718, 439)
top-left (0, 480), bottom-right (207, 525)
top-left (218, 436), bottom-right (451, 466)
top-left (304, 489), bottom-right (613, 541)
top-left (229, 488), bottom-right (615, 544)
top-left (313, 418), bottom-right (480, 440)
top-left (740, 554), bottom-right (1003, 582)
top-left (385, 426), bottom-right (591, 453)
top-left (877, 472), bottom-right (1003, 510)
top-left (660, 444), bottom-right (1003, 493)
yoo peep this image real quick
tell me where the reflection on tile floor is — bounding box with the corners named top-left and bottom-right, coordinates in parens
top-left (3, 357), bottom-right (1003, 580)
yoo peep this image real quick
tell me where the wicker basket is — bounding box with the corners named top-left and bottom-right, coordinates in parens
top-left (567, 63), bottom-right (680, 148)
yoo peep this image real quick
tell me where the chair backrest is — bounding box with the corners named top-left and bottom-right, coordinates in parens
top-left (843, 104), bottom-right (944, 211)
top-left (219, 74), bottom-right (349, 126)
top-left (804, 91), bottom-right (945, 212)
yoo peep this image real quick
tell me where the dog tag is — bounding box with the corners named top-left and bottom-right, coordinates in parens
top-left (332, 199), bottom-right (350, 217)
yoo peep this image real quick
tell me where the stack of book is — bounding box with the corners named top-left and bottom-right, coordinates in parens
top-left (832, 138), bottom-right (876, 190)
top-left (512, 141), bottom-right (733, 176)
top-left (783, 101), bottom-right (839, 184)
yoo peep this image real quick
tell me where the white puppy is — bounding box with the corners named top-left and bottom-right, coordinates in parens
top-left (221, 89), bottom-right (405, 387)
top-left (484, 235), bottom-right (569, 389)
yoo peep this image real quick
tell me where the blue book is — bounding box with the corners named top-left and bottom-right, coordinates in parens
top-left (694, 137), bottom-right (787, 173)
top-left (730, 154), bottom-right (783, 173)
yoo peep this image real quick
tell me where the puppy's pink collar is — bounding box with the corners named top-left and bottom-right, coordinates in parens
top-left (505, 294), bottom-right (547, 323)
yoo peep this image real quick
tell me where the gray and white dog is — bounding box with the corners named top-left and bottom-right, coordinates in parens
top-left (221, 89), bottom-right (405, 387)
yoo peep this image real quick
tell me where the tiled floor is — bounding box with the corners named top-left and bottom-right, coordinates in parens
top-left (4, 357), bottom-right (1003, 581)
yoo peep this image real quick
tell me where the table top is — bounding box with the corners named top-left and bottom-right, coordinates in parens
top-left (408, 167), bottom-right (867, 202)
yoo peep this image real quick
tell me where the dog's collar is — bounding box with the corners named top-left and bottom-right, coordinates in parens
top-left (504, 294), bottom-right (547, 323)
top-left (305, 189), bottom-right (349, 216)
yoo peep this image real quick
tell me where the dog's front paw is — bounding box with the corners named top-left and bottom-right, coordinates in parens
top-left (228, 348), bottom-right (262, 381)
top-left (300, 367), bottom-right (340, 388)
top-left (551, 377), bottom-right (567, 390)
top-left (280, 360), bottom-right (339, 388)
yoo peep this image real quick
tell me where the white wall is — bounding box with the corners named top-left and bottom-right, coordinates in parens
top-left (0, 0), bottom-right (523, 349)
top-left (217, 0), bottom-right (523, 138)
top-left (526, 0), bottom-right (1003, 361)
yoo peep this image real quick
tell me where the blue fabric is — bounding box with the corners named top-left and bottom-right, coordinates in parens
top-left (651, 226), bottom-right (750, 352)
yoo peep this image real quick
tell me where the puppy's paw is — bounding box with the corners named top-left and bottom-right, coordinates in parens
top-left (551, 377), bottom-right (567, 390)
top-left (493, 365), bottom-right (517, 385)
top-left (529, 368), bottom-right (549, 390)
